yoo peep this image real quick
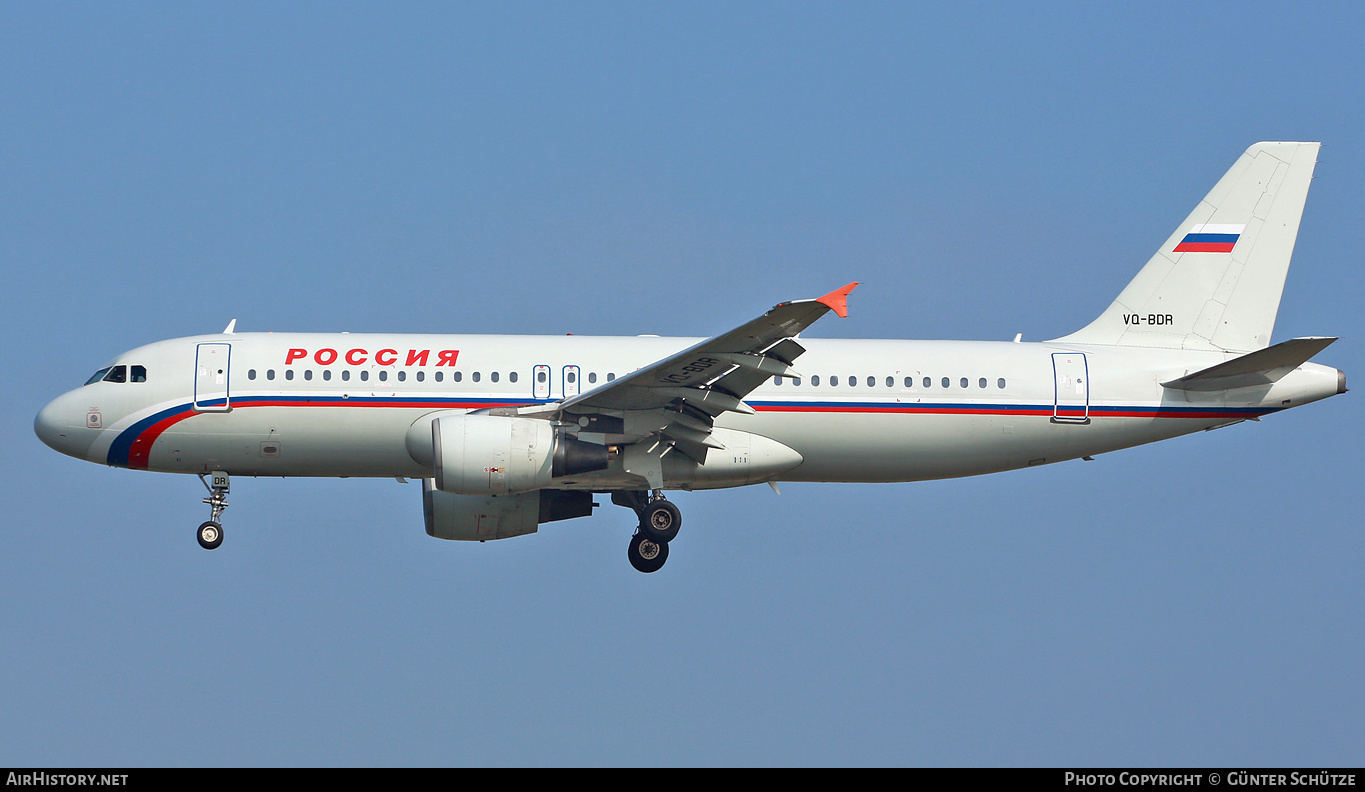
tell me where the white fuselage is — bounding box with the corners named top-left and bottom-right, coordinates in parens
top-left (35, 331), bottom-right (1343, 488)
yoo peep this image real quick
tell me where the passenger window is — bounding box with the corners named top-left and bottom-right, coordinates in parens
top-left (847, 376), bottom-right (855, 387)
top-left (885, 376), bottom-right (893, 388)
top-left (267, 370), bottom-right (276, 381)
top-left (941, 377), bottom-right (949, 388)
top-left (248, 369), bottom-right (257, 381)
top-left (453, 371), bottom-right (462, 382)
top-left (379, 371), bottom-right (388, 382)
top-left (473, 372), bottom-right (481, 383)
top-left (435, 372), bottom-right (443, 382)
top-left (792, 378), bottom-right (801, 386)
top-left (305, 370), bottom-right (313, 381)
top-left (131, 365), bottom-right (147, 383)
top-left (509, 372), bottom-right (518, 383)
top-left (342, 371), bottom-right (351, 382)
top-left (607, 373), bottom-right (616, 381)
top-left (416, 371), bottom-right (424, 382)
top-left (869, 376), bottom-right (877, 387)
top-left (588, 373), bottom-right (597, 383)
top-left (998, 378), bottom-right (1006, 389)
top-left (323, 370), bottom-right (332, 381)
top-left (774, 376), bottom-right (783, 385)
top-left (811, 375), bottom-right (820, 386)
top-left (491, 372), bottom-right (499, 383)
top-left (830, 376), bottom-right (838, 387)
top-left (979, 378), bottom-right (987, 388)
top-left (397, 371), bottom-right (405, 382)
top-left (923, 377), bottom-right (932, 388)
top-left (960, 377), bottom-right (968, 388)
top-left (285, 369), bottom-right (294, 381)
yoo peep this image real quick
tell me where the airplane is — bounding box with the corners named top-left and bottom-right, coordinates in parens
top-left (35, 141), bottom-right (1346, 573)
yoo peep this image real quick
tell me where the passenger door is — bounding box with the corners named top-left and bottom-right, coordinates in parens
top-left (194, 343), bottom-right (232, 412)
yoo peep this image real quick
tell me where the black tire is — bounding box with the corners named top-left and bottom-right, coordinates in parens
top-left (638, 499), bottom-right (681, 544)
top-left (628, 532), bottom-right (669, 573)
top-left (197, 520), bottom-right (224, 550)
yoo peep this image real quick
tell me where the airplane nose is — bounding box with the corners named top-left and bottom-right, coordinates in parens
top-left (35, 394), bottom-right (96, 460)
top-left (34, 400), bottom-right (64, 450)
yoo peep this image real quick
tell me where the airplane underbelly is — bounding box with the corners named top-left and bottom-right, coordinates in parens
top-left (751, 412), bottom-right (1061, 481)
top-left (145, 406), bottom-right (431, 478)
top-left (741, 409), bottom-right (1221, 483)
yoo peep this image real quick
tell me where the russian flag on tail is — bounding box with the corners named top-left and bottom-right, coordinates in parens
top-left (1174, 223), bottom-right (1244, 253)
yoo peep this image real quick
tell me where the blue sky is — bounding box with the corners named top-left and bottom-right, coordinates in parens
top-left (2, 2), bottom-right (1361, 766)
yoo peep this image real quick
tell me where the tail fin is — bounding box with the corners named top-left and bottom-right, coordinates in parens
top-left (1054, 142), bottom-right (1320, 352)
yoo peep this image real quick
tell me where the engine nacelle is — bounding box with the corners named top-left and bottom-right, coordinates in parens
top-left (415, 413), bottom-right (609, 496)
top-left (423, 480), bottom-right (594, 541)
top-left (434, 414), bottom-right (554, 495)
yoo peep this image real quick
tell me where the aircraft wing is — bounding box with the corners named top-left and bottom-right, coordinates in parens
top-left (549, 283), bottom-right (857, 470)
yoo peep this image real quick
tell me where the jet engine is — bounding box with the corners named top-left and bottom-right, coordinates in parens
top-left (407, 413), bottom-right (609, 496)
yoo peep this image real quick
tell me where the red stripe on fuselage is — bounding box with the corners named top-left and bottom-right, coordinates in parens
top-left (127, 410), bottom-right (199, 469)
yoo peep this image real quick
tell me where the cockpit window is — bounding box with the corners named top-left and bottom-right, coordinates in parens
top-left (85, 364), bottom-right (145, 384)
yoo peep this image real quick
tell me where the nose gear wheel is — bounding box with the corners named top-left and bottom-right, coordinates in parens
top-left (197, 521), bottom-right (223, 550)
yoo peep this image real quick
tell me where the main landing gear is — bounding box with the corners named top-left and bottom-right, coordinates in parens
top-left (615, 490), bottom-right (682, 574)
top-left (196, 471), bottom-right (230, 550)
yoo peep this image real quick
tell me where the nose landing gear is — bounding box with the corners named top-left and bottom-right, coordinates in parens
top-left (615, 490), bottom-right (682, 573)
top-left (196, 471), bottom-right (230, 550)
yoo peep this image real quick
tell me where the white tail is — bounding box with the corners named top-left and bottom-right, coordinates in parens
top-left (1055, 142), bottom-right (1319, 352)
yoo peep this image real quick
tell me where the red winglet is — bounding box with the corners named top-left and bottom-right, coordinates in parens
top-left (815, 282), bottom-right (858, 318)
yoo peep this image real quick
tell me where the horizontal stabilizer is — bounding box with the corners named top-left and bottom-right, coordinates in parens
top-left (1161, 337), bottom-right (1337, 392)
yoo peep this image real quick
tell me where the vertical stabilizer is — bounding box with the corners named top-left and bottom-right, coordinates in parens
top-left (1054, 142), bottom-right (1319, 352)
